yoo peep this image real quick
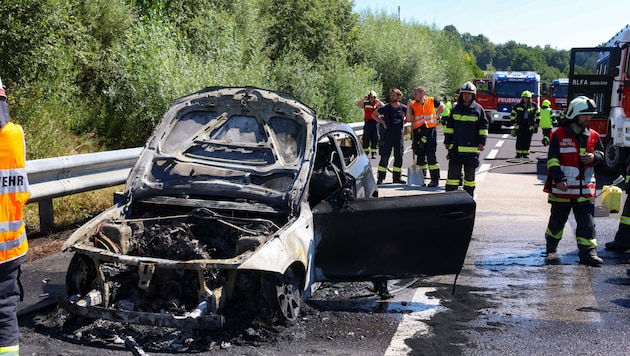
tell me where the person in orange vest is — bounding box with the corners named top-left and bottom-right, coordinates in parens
top-left (406, 86), bottom-right (444, 187)
top-left (0, 76), bottom-right (29, 356)
top-left (356, 91), bottom-right (383, 159)
top-left (543, 96), bottom-right (603, 266)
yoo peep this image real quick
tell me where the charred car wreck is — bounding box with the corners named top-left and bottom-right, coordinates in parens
top-left (61, 87), bottom-right (476, 329)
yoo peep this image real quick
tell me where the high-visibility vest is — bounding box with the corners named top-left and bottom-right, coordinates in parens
top-left (544, 126), bottom-right (599, 200)
top-left (362, 101), bottom-right (381, 120)
top-left (443, 101), bottom-right (452, 117)
top-left (411, 98), bottom-right (438, 129)
top-left (0, 122), bottom-right (29, 263)
top-left (539, 107), bottom-right (554, 129)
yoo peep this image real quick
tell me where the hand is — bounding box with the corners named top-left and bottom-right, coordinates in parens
top-left (580, 152), bottom-right (594, 164)
top-left (478, 144), bottom-right (485, 152)
top-left (556, 181), bottom-right (568, 192)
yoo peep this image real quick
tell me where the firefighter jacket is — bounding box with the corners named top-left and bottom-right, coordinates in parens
top-left (361, 100), bottom-right (382, 120)
top-left (544, 125), bottom-right (603, 202)
top-left (444, 100), bottom-right (489, 155)
top-left (0, 122), bottom-right (30, 264)
top-left (539, 107), bottom-right (555, 129)
top-left (410, 97), bottom-right (438, 129)
top-left (510, 101), bottom-right (540, 129)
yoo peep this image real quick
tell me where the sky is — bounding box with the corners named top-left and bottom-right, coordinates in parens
top-left (352, 0), bottom-right (630, 50)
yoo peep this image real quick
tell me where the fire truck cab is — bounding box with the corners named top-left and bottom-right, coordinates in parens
top-left (474, 71), bottom-right (541, 132)
top-left (541, 78), bottom-right (568, 120)
top-left (567, 25), bottom-right (630, 172)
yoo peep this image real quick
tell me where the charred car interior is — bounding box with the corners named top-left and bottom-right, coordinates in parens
top-left (60, 87), bottom-right (476, 330)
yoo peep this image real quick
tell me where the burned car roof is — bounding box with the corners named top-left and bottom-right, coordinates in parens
top-left (126, 86), bottom-right (317, 213)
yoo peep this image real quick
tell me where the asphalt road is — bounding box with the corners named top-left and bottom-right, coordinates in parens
top-left (16, 126), bottom-right (630, 355)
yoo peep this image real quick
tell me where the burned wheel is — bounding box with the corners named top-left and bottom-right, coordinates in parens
top-left (255, 267), bottom-right (302, 324)
top-left (66, 253), bottom-right (97, 297)
top-left (275, 267), bottom-right (301, 323)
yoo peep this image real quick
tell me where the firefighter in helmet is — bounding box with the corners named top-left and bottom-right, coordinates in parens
top-left (443, 82), bottom-right (488, 197)
top-left (539, 99), bottom-right (557, 146)
top-left (543, 96), bottom-right (604, 266)
top-left (510, 90), bottom-right (540, 158)
top-left (357, 91), bottom-right (383, 159)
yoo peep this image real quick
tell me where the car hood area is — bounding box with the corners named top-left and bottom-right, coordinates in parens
top-left (126, 86), bottom-right (317, 214)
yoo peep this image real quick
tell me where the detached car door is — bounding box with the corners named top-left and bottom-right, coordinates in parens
top-left (312, 191), bottom-right (475, 282)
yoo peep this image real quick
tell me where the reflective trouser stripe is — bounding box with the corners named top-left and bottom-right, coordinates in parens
top-left (463, 180), bottom-right (475, 187)
top-left (577, 236), bottom-right (597, 247)
top-left (620, 216), bottom-right (630, 226)
top-left (392, 166), bottom-right (402, 173)
top-left (546, 227), bottom-right (563, 240)
top-left (378, 166), bottom-right (387, 172)
top-left (446, 179), bottom-right (460, 186)
top-left (428, 163), bottom-right (439, 170)
top-left (0, 345), bottom-right (18, 355)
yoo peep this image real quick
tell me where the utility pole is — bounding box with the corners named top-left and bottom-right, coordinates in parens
top-left (397, 6), bottom-right (400, 21)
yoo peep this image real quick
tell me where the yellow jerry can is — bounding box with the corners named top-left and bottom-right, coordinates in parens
top-left (602, 185), bottom-right (623, 213)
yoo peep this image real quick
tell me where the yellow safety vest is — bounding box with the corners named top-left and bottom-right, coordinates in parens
top-left (0, 122), bottom-right (29, 263)
top-left (411, 98), bottom-right (437, 129)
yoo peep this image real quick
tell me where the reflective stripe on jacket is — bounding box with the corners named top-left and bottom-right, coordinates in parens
top-left (0, 122), bottom-right (29, 263)
top-left (444, 100), bottom-right (489, 155)
top-left (544, 125), bottom-right (601, 201)
top-left (362, 101), bottom-right (382, 120)
top-left (411, 98), bottom-right (437, 129)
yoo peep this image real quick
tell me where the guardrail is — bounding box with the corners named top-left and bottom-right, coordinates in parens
top-left (24, 121), bottom-right (397, 232)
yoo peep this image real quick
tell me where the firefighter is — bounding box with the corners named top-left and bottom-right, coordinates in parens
top-left (543, 96), bottom-right (604, 266)
top-left (406, 86), bottom-right (445, 187)
top-left (372, 88), bottom-right (407, 184)
top-left (605, 155), bottom-right (630, 251)
top-left (510, 90), bottom-right (540, 158)
top-left (444, 82), bottom-right (488, 197)
top-left (539, 99), bottom-right (557, 146)
top-left (356, 91), bottom-right (383, 159)
top-left (0, 76), bottom-right (30, 355)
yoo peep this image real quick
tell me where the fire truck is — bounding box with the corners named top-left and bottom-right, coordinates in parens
top-left (473, 71), bottom-right (541, 131)
top-left (541, 78), bottom-right (568, 119)
top-left (567, 25), bottom-right (630, 172)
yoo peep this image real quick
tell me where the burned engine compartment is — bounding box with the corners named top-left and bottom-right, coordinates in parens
top-left (62, 199), bottom-right (293, 329)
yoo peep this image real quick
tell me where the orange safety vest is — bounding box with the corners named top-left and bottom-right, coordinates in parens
top-left (411, 98), bottom-right (437, 129)
top-left (0, 122), bottom-right (29, 263)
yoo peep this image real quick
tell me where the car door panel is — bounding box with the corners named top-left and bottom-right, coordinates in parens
top-left (312, 191), bottom-right (475, 281)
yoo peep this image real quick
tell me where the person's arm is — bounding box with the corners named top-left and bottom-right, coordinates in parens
top-left (356, 96), bottom-right (367, 109)
top-left (406, 100), bottom-right (413, 123)
top-left (435, 101), bottom-right (445, 117)
top-left (372, 107), bottom-right (387, 129)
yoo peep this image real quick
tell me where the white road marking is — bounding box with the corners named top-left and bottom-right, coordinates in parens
top-left (495, 140), bottom-right (505, 147)
top-left (486, 149), bottom-right (499, 160)
top-left (384, 287), bottom-right (443, 356)
top-left (476, 163), bottom-right (491, 182)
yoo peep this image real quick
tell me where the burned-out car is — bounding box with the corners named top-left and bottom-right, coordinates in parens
top-left (61, 87), bottom-right (476, 329)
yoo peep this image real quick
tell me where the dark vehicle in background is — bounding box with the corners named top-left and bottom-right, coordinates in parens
top-left (60, 87), bottom-right (476, 329)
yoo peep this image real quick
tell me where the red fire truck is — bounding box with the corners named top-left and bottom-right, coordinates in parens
top-left (541, 78), bottom-right (568, 120)
top-left (567, 25), bottom-right (630, 172)
top-left (473, 71), bottom-right (541, 132)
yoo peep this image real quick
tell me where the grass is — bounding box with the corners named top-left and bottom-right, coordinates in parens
top-left (24, 185), bottom-right (124, 235)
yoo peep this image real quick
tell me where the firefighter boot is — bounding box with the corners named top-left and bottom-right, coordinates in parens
top-left (545, 235), bottom-right (559, 254)
top-left (427, 169), bottom-right (440, 187)
top-left (392, 171), bottom-right (405, 184)
top-left (373, 280), bottom-right (392, 300)
top-left (377, 171), bottom-right (386, 185)
top-left (605, 240), bottom-right (630, 251)
top-left (578, 245), bottom-right (603, 267)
